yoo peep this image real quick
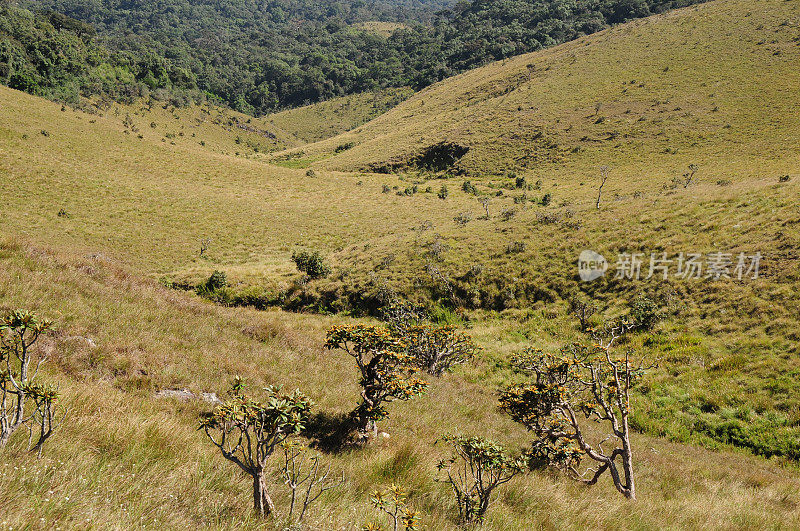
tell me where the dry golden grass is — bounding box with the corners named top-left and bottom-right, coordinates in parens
top-left (0, 84), bottom-right (474, 285)
top-left (2, 0), bottom-right (800, 527)
top-left (2, 239), bottom-right (800, 529)
top-left (266, 88), bottom-right (413, 145)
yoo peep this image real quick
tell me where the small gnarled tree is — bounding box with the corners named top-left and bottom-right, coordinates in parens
top-left (380, 300), bottom-right (477, 376)
top-left (324, 325), bottom-right (427, 441)
top-left (1, 310), bottom-right (64, 455)
top-left (379, 300), bottom-right (428, 335)
top-left (500, 333), bottom-right (650, 500)
top-left (436, 435), bottom-right (523, 524)
top-left (200, 379), bottom-right (313, 517)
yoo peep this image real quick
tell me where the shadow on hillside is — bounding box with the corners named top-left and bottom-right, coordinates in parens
top-left (305, 411), bottom-right (360, 453)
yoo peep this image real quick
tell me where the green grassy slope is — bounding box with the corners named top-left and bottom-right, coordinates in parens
top-left (71, 87), bottom-right (412, 162)
top-left (296, 0), bottom-right (800, 178)
top-left (266, 88), bottom-right (414, 145)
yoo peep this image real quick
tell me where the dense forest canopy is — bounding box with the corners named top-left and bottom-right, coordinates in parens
top-left (1, 0), bottom-right (705, 113)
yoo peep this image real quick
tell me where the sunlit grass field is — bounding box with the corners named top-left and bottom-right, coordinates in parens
top-left (2, 240), bottom-right (800, 529)
top-left (0, 85), bottom-right (474, 283)
top-left (296, 0), bottom-right (800, 179)
top-left (2, 0), bottom-right (800, 527)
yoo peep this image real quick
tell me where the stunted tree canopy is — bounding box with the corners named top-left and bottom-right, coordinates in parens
top-left (200, 380), bottom-right (313, 517)
top-left (403, 324), bottom-right (476, 377)
top-left (324, 325), bottom-right (427, 440)
top-left (500, 336), bottom-right (649, 500)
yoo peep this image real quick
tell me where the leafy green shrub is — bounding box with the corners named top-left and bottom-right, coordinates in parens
top-left (335, 141), bottom-right (355, 153)
top-left (415, 142), bottom-right (469, 172)
top-left (438, 185), bottom-right (449, 200)
top-left (461, 181), bottom-right (477, 195)
top-left (292, 250), bottom-right (331, 279)
top-left (629, 295), bottom-right (663, 330)
top-left (205, 270), bottom-right (228, 291)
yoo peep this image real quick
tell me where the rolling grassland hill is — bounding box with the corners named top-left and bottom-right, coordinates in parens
top-left (297, 0), bottom-right (800, 179)
top-left (267, 88), bottom-right (414, 146)
top-left (277, 0), bottom-right (800, 459)
top-left (1, 0), bottom-right (800, 528)
top-left (0, 84), bottom-right (475, 281)
top-left (1, 238), bottom-right (799, 529)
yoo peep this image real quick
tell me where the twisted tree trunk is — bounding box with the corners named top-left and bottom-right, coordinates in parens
top-left (253, 469), bottom-right (276, 517)
top-left (621, 419), bottom-right (636, 500)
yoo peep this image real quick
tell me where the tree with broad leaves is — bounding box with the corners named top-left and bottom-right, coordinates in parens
top-left (0, 310), bottom-right (65, 455)
top-left (436, 435), bottom-right (523, 524)
top-left (200, 378), bottom-right (313, 517)
top-left (500, 320), bottom-right (652, 500)
top-left (324, 325), bottom-right (427, 441)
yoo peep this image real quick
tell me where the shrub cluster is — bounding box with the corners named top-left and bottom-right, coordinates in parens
top-left (292, 250), bottom-right (331, 279)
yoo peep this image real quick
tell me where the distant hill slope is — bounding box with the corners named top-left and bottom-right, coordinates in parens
top-left (76, 88), bottom-right (415, 160)
top-left (299, 0), bottom-right (799, 177)
top-left (0, 84), bottom-right (478, 279)
top-left (267, 87), bottom-right (414, 144)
